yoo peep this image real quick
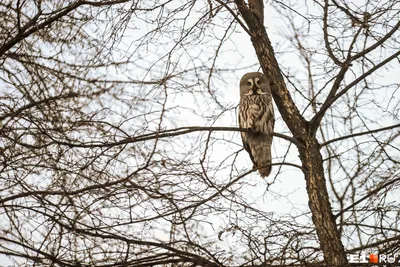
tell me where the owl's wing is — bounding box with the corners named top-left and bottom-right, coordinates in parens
top-left (270, 114), bottom-right (275, 138)
top-left (242, 137), bottom-right (256, 165)
top-left (238, 113), bottom-right (256, 165)
top-left (266, 99), bottom-right (275, 139)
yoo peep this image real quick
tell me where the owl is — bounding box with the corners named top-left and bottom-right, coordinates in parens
top-left (239, 72), bottom-right (275, 177)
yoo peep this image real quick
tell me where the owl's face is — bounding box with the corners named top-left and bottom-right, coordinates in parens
top-left (239, 72), bottom-right (270, 97)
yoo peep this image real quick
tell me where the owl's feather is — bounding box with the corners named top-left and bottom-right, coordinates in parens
top-left (239, 72), bottom-right (274, 178)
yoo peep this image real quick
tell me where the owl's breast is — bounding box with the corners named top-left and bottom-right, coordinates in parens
top-left (240, 96), bottom-right (271, 134)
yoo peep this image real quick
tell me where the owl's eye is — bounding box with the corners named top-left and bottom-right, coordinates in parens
top-left (247, 81), bottom-right (252, 86)
top-left (255, 78), bottom-right (261, 86)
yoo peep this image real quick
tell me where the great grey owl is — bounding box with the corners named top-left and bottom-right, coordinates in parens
top-left (239, 72), bottom-right (274, 177)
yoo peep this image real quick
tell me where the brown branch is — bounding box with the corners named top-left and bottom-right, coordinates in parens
top-left (312, 50), bottom-right (400, 129)
top-left (335, 175), bottom-right (400, 219)
top-left (346, 235), bottom-right (400, 253)
top-left (0, 161), bottom-right (302, 205)
top-left (323, 0), bottom-right (343, 66)
top-left (0, 0), bottom-right (131, 57)
top-left (311, 21), bottom-right (400, 132)
top-left (330, 0), bottom-right (362, 27)
top-left (350, 20), bottom-right (400, 62)
top-left (214, 0), bottom-right (252, 36)
top-left (322, 123), bottom-right (400, 147)
top-left (0, 92), bottom-right (78, 121)
top-left (49, 126), bottom-right (297, 148)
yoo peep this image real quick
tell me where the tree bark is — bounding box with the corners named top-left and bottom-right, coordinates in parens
top-left (234, 1), bottom-right (347, 265)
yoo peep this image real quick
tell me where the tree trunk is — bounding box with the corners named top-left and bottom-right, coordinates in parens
top-left (298, 138), bottom-right (347, 265)
top-left (234, 1), bottom-right (347, 265)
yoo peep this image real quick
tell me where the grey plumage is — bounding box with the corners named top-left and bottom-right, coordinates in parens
top-left (239, 72), bottom-right (274, 178)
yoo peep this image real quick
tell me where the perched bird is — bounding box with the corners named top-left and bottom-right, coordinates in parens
top-left (238, 72), bottom-right (275, 177)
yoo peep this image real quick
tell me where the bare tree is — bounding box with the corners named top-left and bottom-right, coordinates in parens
top-left (0, 0), bottom-right (399, 266)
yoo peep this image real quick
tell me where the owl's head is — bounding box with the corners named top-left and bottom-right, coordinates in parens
top-left (239, 72), bottom-right (270, 97)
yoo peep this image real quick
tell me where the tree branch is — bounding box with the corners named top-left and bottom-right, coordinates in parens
top-left (51, 126), bottom-right (297, 148)
top-left (322, 123), bottom-right (400, 147)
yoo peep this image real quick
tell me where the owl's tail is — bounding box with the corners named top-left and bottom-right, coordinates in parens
top-left (253, 143), bottom-right (272, 178)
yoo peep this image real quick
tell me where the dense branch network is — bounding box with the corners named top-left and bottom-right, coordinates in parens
top-left (0, 0), bottom-right (399, 266)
